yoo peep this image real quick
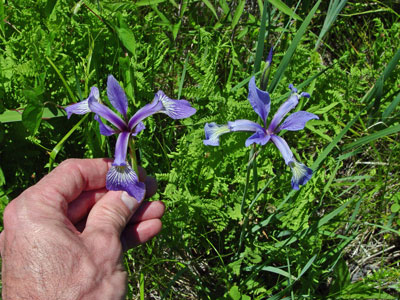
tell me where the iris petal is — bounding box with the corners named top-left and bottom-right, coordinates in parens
top-left (278, 111), bottom-right (319, 131)
top-left (245, 131), bottom-right (270, 147)
top-left (289, 160), bottom-right (313, 190)
top-left (203, 122), bottom-right (230, 146)
top-left (132, 122), bottom-right (145, 136)
top-left (106, 164), bottom-right (146, 202)
top-left (271, 135), bottom-right (313, 190)
top-left (88, 97), bottom-right (127, 131)
top-left (268, 93), bottom-right (299, 133)
top-left (248, 76), bottom-right (270, 125)
top-left (127, 98), bottom-right (163, 129)
top-left (113, 132), bottom-right (130, 166)
top-left (270, 135), bottom-right (294, 165)
top-left (228, 119), bottom-right (265, 133)
top-left (107, 75), bottom-right (128, 118)
top-left (64, 99), bottom-right (90, 119)
top-left (94, 115), bottom-right (116, 136)
top-left (157, 91), bottom-right (197, 119)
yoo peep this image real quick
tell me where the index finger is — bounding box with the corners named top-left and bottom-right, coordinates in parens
top-left (35, 158), bottom-right (112, 204)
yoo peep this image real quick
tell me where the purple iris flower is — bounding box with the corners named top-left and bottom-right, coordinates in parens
top-left (203, 77), bottom-right (318, 190)
top-left (65, 75), bottom-right (196, 201)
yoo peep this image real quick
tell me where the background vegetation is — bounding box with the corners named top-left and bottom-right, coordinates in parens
top-left (1, 0), bottom-right (400, 299)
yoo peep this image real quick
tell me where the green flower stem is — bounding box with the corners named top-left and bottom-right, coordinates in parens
top-left (128, 138), bottom-right (139, 175)
top-left (237, 145), bottom-right (259, 255)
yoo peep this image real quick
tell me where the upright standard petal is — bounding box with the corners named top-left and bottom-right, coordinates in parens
top-left (268, 91), bottom-right (299, 133)
top-left (203, 122), bottom-right (230, 146)
top-left (106, 164), bottom-right (146, 201)
top-left (248, 76), bottom-right (270, 126)
top-left (278, 111), bottom-right (319, 132)
top-left (88, 97), bottom-right (127, 131)
top-left (107, 75), bottom-right (128, 118)
top-left (157, 91), bottom-right (196, 119)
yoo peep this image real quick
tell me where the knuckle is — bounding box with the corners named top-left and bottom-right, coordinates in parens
top-left (58, 158), bottom-right (80, 171)
top-left (3, 202), bottom-right (17, 227)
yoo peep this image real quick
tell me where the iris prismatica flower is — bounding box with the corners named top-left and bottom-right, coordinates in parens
top-left (203, 77), bottom-right (318, 190)
top-left (65, 75), bottom-right (196, 201)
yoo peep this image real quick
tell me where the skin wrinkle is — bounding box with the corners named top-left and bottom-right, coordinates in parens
top-left (1, 159), bottom-right (164, 300)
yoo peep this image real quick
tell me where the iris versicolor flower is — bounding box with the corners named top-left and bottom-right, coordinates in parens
top-left (65, 75), bottom-right (196, 201)
top-left (203, 77), bottom-right (318, 190)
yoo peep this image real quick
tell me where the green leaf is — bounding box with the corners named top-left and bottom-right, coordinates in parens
top-left (116, 27), bottom-right (137, 56)
top-left (268, 0), bottom-right (321, 93)
top-left (201, 0), bottom-right (218, 19)
top-left (0, 108), bottom-right (65, 123)
top-left (312, 47), bottom-right (400, 171)
top-left (260, 266), bottom-right (297, 280)
top-left (0, 0), bottom-right (5, 37)
top-left (391, 203), bottom-right (400, 213)
top-left (268, 0), bottom-right (302, 21)
top-left (382, 92), bottom-right (400, 122)
top-left (297, 254), bottom-right (317, 279)
top-left (227, 285), bottom-right (241, 300)
top-left (48, 114), bottom-right (89, 171)
top-left (46, 56), bottom-right (75, 102)
top-left (342, 124), bottom-right (400, 151)
top-left (22, 104), bottom-right (44, 135)
top-left (315, 0), bottom-right (348, 49)
top-left (136, 0), bottom-right (167, 6)
top-left (231, 0), bottom-right (245, 30)
top-left (330, 257), bottom-right (351, 294)
top-left (0, 166), bottom-right (5, 186)
top-left (253, 0), bottom-right (270, 74)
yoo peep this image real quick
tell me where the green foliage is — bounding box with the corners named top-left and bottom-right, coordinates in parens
top-left (1, 0), bottom-right (400, 299)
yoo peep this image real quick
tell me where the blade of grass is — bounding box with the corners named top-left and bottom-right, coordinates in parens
top-left (382, 92), bottom-right (400, 122)
top-left (253, 0), bottom-right (270, 74)
top-left (178, 55), bottom-right (189, 100)
top-left (342, 124), bottom-right (400, 151)
top-left (0, 107), bottom-right (65, 123)
top-left (201, 0), bottom-right (218, 19)
top-left (268, 0), bottom-right (302, 21)
top-left (48, 114), bottom-right (89, 171)
top-left (312, 48), bottom-right (400, 171)
top-left (231, 0), bottom-right (245, 30)
top-left (45, 56), bottom-right (76, 102)
top-left (268, 0), bottom-right (322, 93)
top-left (315, 0), bottom-right (348, 50)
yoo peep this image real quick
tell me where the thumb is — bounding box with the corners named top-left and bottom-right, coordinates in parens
top-left (84, 191), bottom-right (141, 235)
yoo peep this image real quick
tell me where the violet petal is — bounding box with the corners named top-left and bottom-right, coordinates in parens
top-left (94, 115), bottom-right (116, 136)
top-left (157, 91), bottom-right (196, 119)
top-left (113, 131), bottom-right (130, 166)
top-left (203, 122), bottom-right (230, 146)
top-left (88, 97), bottom-right (127, 131)
top-left (247, 76), bottom-right (270, 126)
top-left (278, 111), bottom-right (319, 132)
top-left (106, 164), bottom-right (146, 202)
top-left (107, 75), bottom-right (128, 118)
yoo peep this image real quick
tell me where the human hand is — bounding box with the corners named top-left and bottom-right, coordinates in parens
top-left (0, 158), bottom-right (164, 300)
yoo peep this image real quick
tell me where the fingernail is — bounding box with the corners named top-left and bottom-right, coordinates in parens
top-left (121, 191), bottom-right (137, 211)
